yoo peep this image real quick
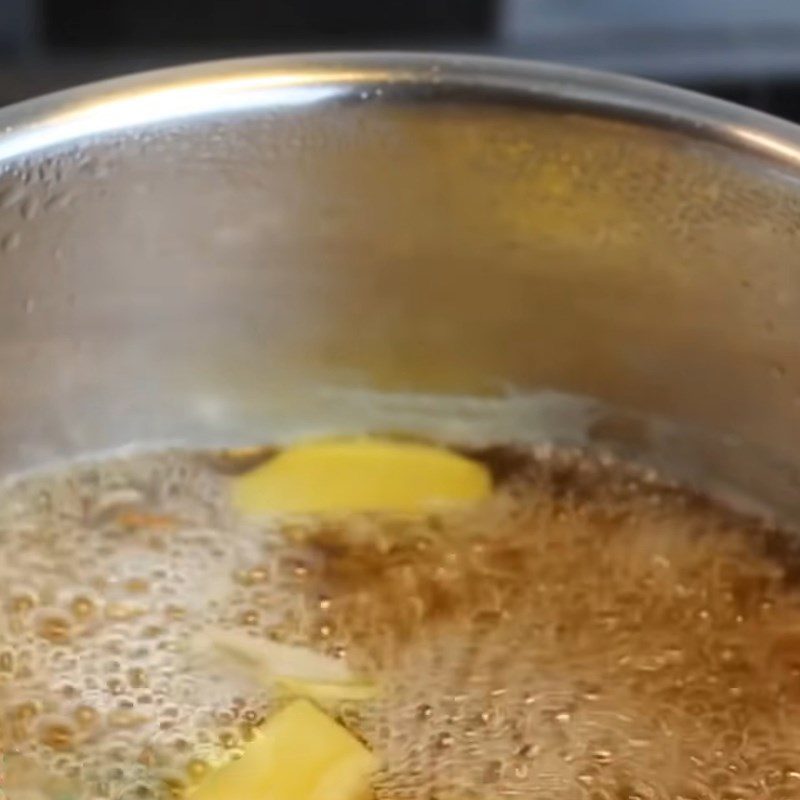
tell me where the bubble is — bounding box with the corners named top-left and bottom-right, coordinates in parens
top-left (125, 578), bottom-right (151, 595)
top-left (186, 758), bottom-right (209, 781)
top-left (435, 731), bottom-right (454, 749)
top-left (37, 715), bottom-right (77, 751)
top-left (9, 589), bottom-right (38, 613)
top-left (108, 709), bottom-right (147, 729)
top-left (128, 668), bottom-right (149, 688)
top-left (34, 608), bottom-right (73, 642)
top-left (70, 594), bottom-right (97, 619)
top-left (74, 705), bottom-right (100, 729)
top-left (238, 609), bottom-right (259, 626)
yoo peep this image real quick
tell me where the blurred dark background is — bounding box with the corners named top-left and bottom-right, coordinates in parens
top-left (3, 0), bottom-right (800, 119)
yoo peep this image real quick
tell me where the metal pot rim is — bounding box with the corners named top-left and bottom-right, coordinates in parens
top-left (0, 51), bottom-right (798, 168)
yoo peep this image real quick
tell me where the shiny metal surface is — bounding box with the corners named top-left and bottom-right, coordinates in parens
top-left (0, 53), bottom-right (799, 517)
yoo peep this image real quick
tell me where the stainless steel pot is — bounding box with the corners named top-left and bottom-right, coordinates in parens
top-left (1, 54), bottom-right (799, 519)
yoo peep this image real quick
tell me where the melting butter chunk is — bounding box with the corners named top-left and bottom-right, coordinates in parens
top-left (276, 676), bottom-right (379, 703)
top-left (199, 629), bottom-right (378, 702)
top-left (232, 438), bottom-right (491, 515)
top-left (191, 699), bottom-right (378, 800)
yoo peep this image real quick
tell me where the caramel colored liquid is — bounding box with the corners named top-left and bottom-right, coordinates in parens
top-left (1, 446), bottom-right (799, 800)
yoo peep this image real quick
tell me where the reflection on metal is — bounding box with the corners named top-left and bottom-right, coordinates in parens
top-left (0, 54), bottom-right (796, 533)
top-left (1, 54), bottom-right (800, 164)
top-left (0, 71), bottom-right (353, 160)
top-left (731, 126), bottom-right (800, 167)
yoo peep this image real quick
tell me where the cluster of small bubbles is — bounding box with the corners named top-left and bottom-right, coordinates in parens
top-left (0, 450), bottom-right (289, 798)
top-left (4, 445), bottom-right (800, 799)
top-left (268, 448), bottom-right (800, 800)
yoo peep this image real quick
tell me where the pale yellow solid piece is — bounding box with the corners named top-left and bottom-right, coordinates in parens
top-left (276, 676), bottom-right (379, 702)
top-left (200, 628), bottom-right (378, 702)
top-left (232, 438), bottom-right (492, 516)
top-left (191, 699), bottom-right (378, 800)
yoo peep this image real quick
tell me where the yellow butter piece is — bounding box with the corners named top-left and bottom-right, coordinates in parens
top-left (232, 438), bottom-right (491, 516)
top-left (200, 629), bottom-right (377, 702)
top-left (191, 699), bottom-right (377, 800)
top-left (276, 676), bottom-right (379, 702)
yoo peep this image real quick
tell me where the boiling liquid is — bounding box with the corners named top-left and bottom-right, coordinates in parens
top-left (1, 447), bottom-right (800, 799)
